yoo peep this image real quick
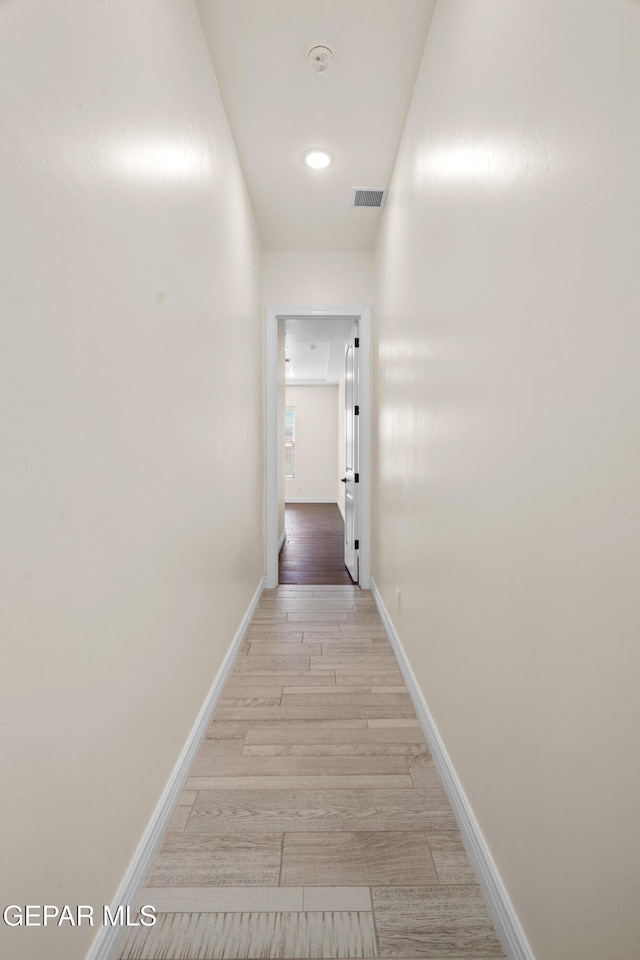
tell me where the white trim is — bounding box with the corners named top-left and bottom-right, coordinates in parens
top-left (370, 577), bottom-right (536, 960)
top-left (278, 529), bottom-right (287, 552)
top-left (286, 380), bottom-right (340, 386)
top-left (285, 498), bottom-right (339, 504)
top-left (336, 499), bottom-right (345, 521)
top-left (85, 577), bottom-right (265, 960)
top-left (357, 308), bottom-right (371, 589)
top-left (265, 307), bottom-right (279, 590)
top-left (266, 306), bottom-right (371, 590)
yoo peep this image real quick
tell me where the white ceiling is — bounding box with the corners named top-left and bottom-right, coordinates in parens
top-left (282, 316), bottom-right (355, 384)
top-left (196, 0), bottom-right (436, 250)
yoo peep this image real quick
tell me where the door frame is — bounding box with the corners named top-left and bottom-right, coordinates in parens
top-left (265, 305), bottom-right (371, 590)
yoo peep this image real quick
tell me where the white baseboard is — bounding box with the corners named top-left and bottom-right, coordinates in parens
top-left (370, 577), bottom-right (535, 960)
top-left (336, 499), bottom-right (345, 521)
top-left (278, 529), bottom-right (286, 552)
top-left (85, 576), bottom-right (265, 960)
top-left (285, 498), bottom-right (339, 504)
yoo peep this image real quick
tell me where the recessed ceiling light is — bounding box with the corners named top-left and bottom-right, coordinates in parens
top-left (303, 149), bottom-right (333, 170)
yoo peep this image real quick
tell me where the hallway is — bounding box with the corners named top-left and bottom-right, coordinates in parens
top-left (5, 3), bottom-right (640, 959)
top-left (119, 586), bottom-right (504, 959)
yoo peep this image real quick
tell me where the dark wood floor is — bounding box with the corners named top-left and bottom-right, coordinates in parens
top-left (279, 502), bottom-right (354, 585)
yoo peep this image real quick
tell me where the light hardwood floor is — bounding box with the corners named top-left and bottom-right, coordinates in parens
top-left (119, 586), bottom-right (505, 960)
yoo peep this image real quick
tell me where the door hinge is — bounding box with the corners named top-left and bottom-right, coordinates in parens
top-left (354, 405), bottom-right (359, 415)
top-left (355, 473), bottom-right (359, 483)
top-left (354, 539), bottom-right (360, 550)
top-left (354, 337), bottom-right (359, 347)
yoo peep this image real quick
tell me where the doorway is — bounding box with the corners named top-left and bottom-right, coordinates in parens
top-left (265, 306), bottom-right (371, 589)
top-left (279, 503), bottom-right (353, 584)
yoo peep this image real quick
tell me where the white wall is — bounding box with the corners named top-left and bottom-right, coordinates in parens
top-left (285, 386), bottom-right (338, 502)
top-left (264, 250), bottom-right (373, 306)
top-left (0, 3), bottom-right (263, 958)
top-left (264, 251), bottom-right (372, 530)
top-left (373, 2), bottom-right (640, 959)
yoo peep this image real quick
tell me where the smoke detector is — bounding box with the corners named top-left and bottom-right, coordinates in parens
top-left (308, 45), bottom-right (334, 73)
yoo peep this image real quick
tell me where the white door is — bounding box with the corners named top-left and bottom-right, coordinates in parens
top-left (343, 327), bottom-right (359, 582)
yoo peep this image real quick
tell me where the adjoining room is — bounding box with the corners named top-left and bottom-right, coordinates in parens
top-left (279, 317), bottom-right (354, 585)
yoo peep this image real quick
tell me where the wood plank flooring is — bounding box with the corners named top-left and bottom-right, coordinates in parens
top-left (120, 586), bottom-right (505, 960)
top-left (279, 503), bottom-right (354, 585)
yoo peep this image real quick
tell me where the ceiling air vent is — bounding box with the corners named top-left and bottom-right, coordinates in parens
top-left (352, 188), bottom-right (388, 208)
